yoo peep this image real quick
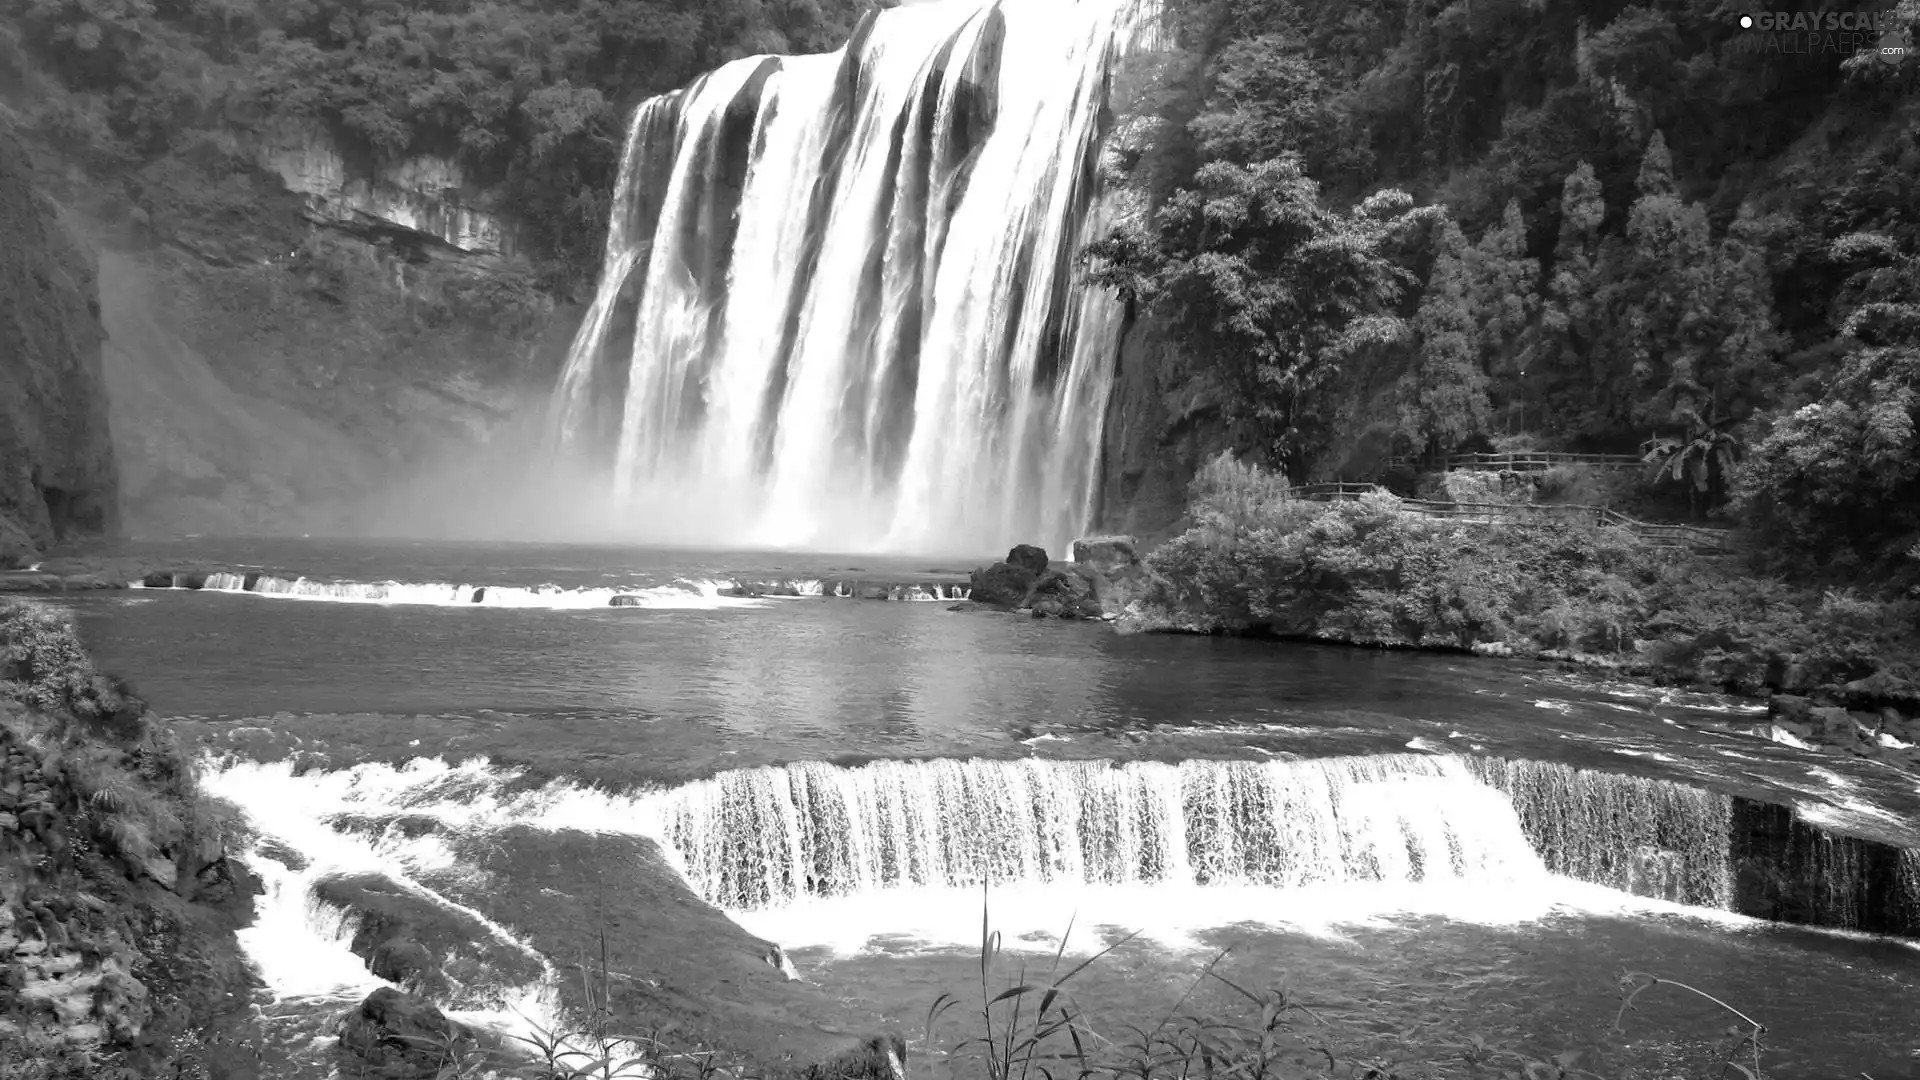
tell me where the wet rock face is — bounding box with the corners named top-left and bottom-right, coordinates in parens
top-left (1027, 567), bottom-right (1101, 620)
top-left (311, 871), bottom-right (546, 1009)
top-left (0, 903), bottom-right (151, 1055)
top-left (1729, 799), bottom-right (1920, 936)
top-left (0, 126), bottom-right (119, 565)
top-left (1070, 534), bottom-right (1138, 578)
top-left (969, 550), bottom-right (1042, 608)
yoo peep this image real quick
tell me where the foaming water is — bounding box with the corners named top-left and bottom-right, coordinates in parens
top-left (648, 756), bottom-right (1543, 909)
top-left (204, 760), bottom-right (572, 1043)
top-left (134, 572), bottom-right (766, 610)
top-left (193, 751), bottom-right (1920, 1078)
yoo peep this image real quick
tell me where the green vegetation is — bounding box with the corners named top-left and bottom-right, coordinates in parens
top-left (1124, 454), bottom-right (1920, 707)
top-left (1091, 0), bottom-right (1920, 589)
top-left (0, 598), bottom-right (250, 1079)
top-left (0, 0), bottom-right (893, 289)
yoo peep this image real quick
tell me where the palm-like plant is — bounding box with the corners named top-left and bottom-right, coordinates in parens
top-left (1642, 406), bottom-right (1742, 518)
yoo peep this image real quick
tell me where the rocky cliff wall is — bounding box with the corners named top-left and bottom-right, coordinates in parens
top-left (255, 120), bottom-right (515, 258)
top-left (0, 126), bottom-right (118, 566)
top-left (1094, 313), bottom-right (1229, 545)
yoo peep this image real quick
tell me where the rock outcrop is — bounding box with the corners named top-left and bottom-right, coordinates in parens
top-left (258, 120), bottom-right (516, 258)
top-left (1095, 315), bottom-right (1228, 545)
top-left (312, 871), bottom-right (546, 1009)
top-left (0, 126), bottom-right (118, 566)
top-left (336, 986), bottom-right (488, 1079)
top-left (967, 542), bottom-right (1129, 619)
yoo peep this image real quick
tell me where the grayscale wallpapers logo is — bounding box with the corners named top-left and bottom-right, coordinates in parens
top-left (1736, 11), bottom-right (1911, 63)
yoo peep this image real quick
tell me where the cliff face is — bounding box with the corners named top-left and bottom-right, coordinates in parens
top-left (0, 127), bottom-right (118, 565)
top-left (1094, 313), bottom-right (1230, 545)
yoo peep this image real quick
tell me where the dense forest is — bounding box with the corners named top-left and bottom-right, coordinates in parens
top-left (2, 0), bottom-right (1916, 590)
top-left (0, 0), bottom-right (892, 290)
top-left (1090, 0), bottom-right (1920, 584)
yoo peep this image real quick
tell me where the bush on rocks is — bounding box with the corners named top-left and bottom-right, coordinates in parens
top-left (1130, 456), bottom-right (1920, 706)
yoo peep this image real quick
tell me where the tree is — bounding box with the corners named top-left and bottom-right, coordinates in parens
top-left (1533, 161), bottom-right (1607, 434)
top-left (1398, 219), bottom-right (1491, 457)
top-left (1462, 198), bottom-right (1539, 421)
top-left (1735, 233), bottom-right (1920, 569)
top-left (1085, 157), bottom-right (1433, 479)
top-left (1642, 406), bottom-right (1741, 519)
top-left (1188, 33), bottom-right (1335, 167)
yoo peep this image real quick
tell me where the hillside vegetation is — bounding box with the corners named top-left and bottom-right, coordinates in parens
top-left (1125, 453), bottom-right (1920, 711)
top-left (1090, 0), bottom-right (1920, 587)
top-left (0, 0), bottom-right (894, 291)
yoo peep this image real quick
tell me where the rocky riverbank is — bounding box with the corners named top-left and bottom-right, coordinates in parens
top-left (0, 599), bottom-right (256, 1077)
top-left (964, 504), bottom-right (1920, 777)
top-left (1, 595), bottom-right (914, 1080)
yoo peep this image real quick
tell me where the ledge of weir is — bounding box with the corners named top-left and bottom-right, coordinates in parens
top-left (657, 747), bottom-right (1920, 942)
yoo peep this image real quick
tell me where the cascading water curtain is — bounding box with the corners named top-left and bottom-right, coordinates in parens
top-left (645, 756), bottom-right (1546, 910)
top-left (547, 0), bottom-right (1164, 554)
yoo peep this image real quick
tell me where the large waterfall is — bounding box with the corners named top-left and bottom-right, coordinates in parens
top-left (546, 0), bottom-right (1158, 554)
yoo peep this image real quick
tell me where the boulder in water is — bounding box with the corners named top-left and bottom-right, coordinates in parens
top-left (968, 561), bottom-right (1036, 608)
top-left (337, 987), bottom-right (481, 1078)
top-left (1026, 568), bottom-right (1099, 619)
top-left (609, 594), bottom-right (644, 607)
top-left (1069, 535), bottom-right (1137, 578)
top-left (1005, 544), bottom-right (1048, 575)
top-left (1767, 694), bottom-right (1814, 724)
top-left (140, 571), bottom-right (173, 588)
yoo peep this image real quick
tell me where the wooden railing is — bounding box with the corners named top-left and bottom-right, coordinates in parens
top-left (1386, 451), bottom-right (1645, 473)
top-left (1275, 485), bottom-right (1735, 552)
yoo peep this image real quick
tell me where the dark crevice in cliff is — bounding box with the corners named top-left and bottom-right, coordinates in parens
top-left (0, 124), bottom-right (119, 566)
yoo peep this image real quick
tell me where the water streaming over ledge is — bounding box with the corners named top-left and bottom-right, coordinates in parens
top-left (546, 0), bottom-right (1161, 554)
top-left (645, 755), bottom-right (1920, 935)
top-left (200, 749), bottom-right (1920, 1033)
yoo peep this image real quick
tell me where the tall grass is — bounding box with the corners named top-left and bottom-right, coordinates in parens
top-left (906, 886), bottom-right (1813, 1080)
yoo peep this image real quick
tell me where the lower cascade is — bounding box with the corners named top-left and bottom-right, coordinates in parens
top-left (651, 756), bottom-right (1546, 908)
top-left (644, 754), bottom-right (1920, 935)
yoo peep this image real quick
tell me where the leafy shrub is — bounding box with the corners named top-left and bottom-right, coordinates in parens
top-left (1439, 469), bottom-right (1527, 505)
top-left (1137, 456), bottom-right (1920, 701)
